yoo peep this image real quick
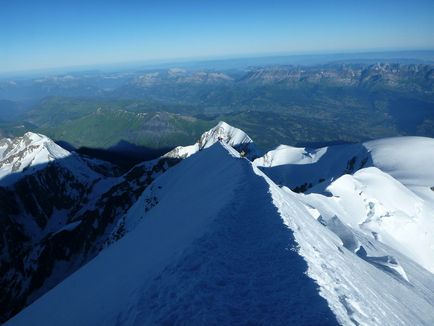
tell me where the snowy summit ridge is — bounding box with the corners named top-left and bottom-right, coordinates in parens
top-left (3, 125), bottom-right (434, 325)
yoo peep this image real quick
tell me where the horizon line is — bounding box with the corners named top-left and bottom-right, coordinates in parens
top-left (2, 47), bottom-right (434, 77)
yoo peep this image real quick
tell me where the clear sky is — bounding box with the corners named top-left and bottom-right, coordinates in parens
top-left (1, 0), bottom-right (434, 73)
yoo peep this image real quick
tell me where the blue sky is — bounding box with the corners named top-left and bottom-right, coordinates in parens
top-left (1, 0), bottom-right (434, 72)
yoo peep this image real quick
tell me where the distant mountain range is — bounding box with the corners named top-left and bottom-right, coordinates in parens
top-left (2, 122), bottom-right (434, 325)
top-left (1, 63), bottom-right (433, 101)
top-left (0, 62), bottom-right (433, 154)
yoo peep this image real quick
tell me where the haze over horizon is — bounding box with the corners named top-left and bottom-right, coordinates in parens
top-left (2, 0), bottom-right (434, 73)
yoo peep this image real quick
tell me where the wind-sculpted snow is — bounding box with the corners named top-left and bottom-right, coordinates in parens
top-left (8, 143), bottom-right (434, 325)
top-left (254, 136), bottom-right (434, 274)
top-left (256, 166), bottom-right (434, 325)
top-left (298, 167), bottom-right (434, 274)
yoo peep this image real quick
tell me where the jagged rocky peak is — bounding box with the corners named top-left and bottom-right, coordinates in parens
top-left (0, 131), bottom-right (120, 186)
top-left (0, 132), bottom-right (71, 178)
top-left (165, 121), bottom-right (259, 160)
top-left (0, 131), bottom-right (70, 159)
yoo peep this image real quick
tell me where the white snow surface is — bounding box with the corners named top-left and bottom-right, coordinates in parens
top-left (254, 136), bottom-right (434, 191)
top-left (8, 143), bottom-right (434, 326)
top-left (0, 132), bottom-right (70, 178)
top-left (254, 144), bottom-right (328, 166)
top-left (300, 167), bottom-right (434, 273)
top-left (271, 178), bottom-right (434, 326)
top-left (0, 132), bottom-right (102, 185)
top-left (363, 137), bottom-right (434, 190)
top-left (198, 121), bottom-right (253, 149)
top-left (254, 136), bottom-right (434, 274)
top-left (164, 121), bottom-right (259, 159)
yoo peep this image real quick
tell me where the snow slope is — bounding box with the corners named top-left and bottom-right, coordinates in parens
top-left (7, 143), bottom-right (336, 325)
top-left (253, 142), bottom-right (370, 190)
top-left (8, 143), bottom-right (434, 325)
top-left (164, 121), bottom-right (259, 160)
top-left (299, 167), bottom-right (434, 273)
top-left (254, 136), bottom-right (434, 273)
top-left (363, 137), bottom-right (434, 204)
top-left (268, 175), bottom-right (434, 326)
top-left (253, 136), bottom-right (434, 194)
top-left (364, 137), bottom-right (434, 189)
top-left (254, 144), bottom-right (328, 166)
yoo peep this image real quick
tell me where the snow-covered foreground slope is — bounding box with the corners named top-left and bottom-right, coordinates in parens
top-left (270, 176), bottom-right (434, 325)
top-left (6, 143), bottom-right (336, 325)
top-left (8, 143), bottom-right (434, 325)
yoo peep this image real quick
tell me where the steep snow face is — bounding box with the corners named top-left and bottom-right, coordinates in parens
top-left (8, 143), bottom-right (434, 326)
top-left (165, 121), bottom-right (259, 160)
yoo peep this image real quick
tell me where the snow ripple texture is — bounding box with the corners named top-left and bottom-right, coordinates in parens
top-left (119, 162), bottom-right (337, 325)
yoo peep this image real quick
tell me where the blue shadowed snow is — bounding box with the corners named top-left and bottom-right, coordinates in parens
top-left (117, 155), bottom-right (337, 325)
top-left (7, 144), bottom-right (337, 325)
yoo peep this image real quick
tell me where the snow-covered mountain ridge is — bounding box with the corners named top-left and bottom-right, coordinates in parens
top-left (0, 131), bottom-right (114, 186)
top-left (7, 141), bottom-right (434, 326)
top-left (164, 121), bottom-right (259, 160)
top-left (0, 132), bottom-right (70, 180)
top-left (3, 123), bottom-right (434, 325)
